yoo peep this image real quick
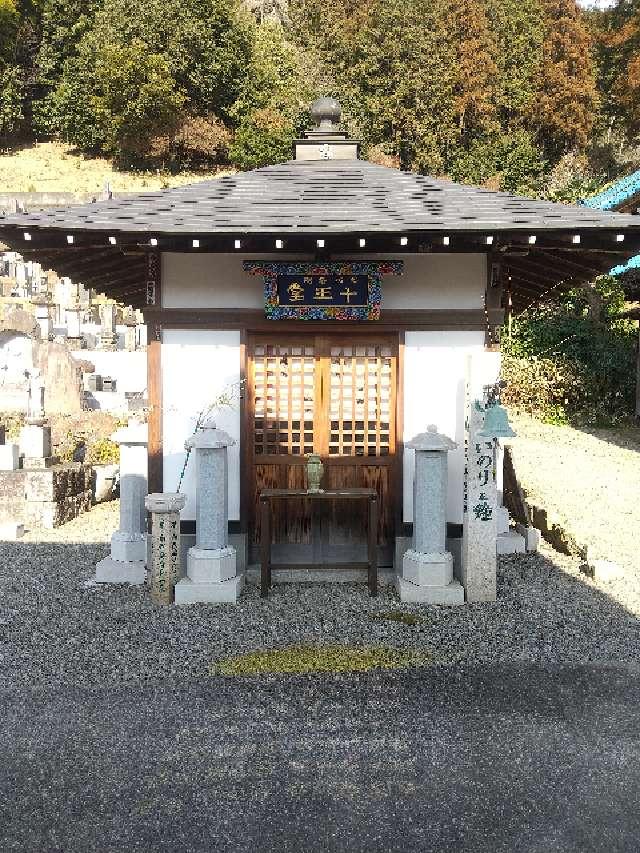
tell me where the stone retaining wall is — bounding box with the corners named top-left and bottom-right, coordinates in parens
top-left (0, 464), bottom-right (93, 529)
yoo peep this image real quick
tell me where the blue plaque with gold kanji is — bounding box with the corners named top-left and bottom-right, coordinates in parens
top-left (243, 261), bottom-right (403, 320)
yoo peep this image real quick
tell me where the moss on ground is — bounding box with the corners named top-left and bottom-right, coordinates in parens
top-left (210, 644), bottom-right (430, 676)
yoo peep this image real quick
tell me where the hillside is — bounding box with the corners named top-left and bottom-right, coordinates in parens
top-left (0, 143), bottom-right (231, 195)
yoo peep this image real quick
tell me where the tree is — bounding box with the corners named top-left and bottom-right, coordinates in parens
top-left (33, 0), bottom-right (99, 135)
top-left (0, 0), bottom-right (24, 139)
top-left (591, 0), bottom-right (640, 136)
top-left (485, 0), bottom-right (545, 130)
top-left (229, 106), bottom-right (295, 169)
top-left (531, 0), bottom-right (599, 155)
top-left (228, 21), bottom-right (313, 169)
top-left (51, 39), bottom-right (185, 161)
top-left (39, 0), bottom-right (254, 162)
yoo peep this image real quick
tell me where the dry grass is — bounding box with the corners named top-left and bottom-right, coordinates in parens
top-left (0, 142), bottom-right (232, 194)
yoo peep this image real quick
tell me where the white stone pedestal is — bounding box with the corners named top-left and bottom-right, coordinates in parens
top-left (0, 521), bottom-right (25, 540)
top-left (19, 423), bottom-right (52, 460)
top-left (0, 443), bottom-right (20, 471)
top-left (95, 422), bottom-right (148, 585)
top-left (175, 420), bottom-right (244, 605)
top-left (398, 426), bottom-right (464, 605)
top-left (146, 492), bottom-right (186, 604)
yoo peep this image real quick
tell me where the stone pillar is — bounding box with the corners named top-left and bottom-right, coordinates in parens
top-left (175, 420), bottom-right (244, 604)
top-left (145, 493), bottom-right (186, 604)
top-left (95, 422), bottom-right (148, 584)
top-left (461, 361), bottom-right (498, 602)
top-left (397, 425), bottom-right (464, 604)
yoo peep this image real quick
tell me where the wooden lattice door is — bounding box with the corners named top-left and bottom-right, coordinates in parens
top-left (248, 334), bottom-right (398, 565)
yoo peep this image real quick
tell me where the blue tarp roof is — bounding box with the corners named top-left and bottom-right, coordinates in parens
top-left (580, 171), bottom-right (640, 275)
top-left (581, 169), bottom-right (640, 212)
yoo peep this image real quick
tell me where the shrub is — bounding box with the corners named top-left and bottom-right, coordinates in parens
top-left (52, 39), bottom-right (185, 161)
top-left (229, 106), bottom-right (295, 170)
top-left (85, 437), bottom-right (120, 465)
top-left (502, 278), bottom-right (637, 426)
top-left (149, 114), bottom-right (232, 169)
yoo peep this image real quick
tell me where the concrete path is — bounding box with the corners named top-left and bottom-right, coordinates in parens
top-left (1, 664), bottom-right (639, 853)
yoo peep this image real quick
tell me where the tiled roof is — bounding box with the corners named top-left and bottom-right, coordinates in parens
top-left (3, 159), bottom-right (640, 236)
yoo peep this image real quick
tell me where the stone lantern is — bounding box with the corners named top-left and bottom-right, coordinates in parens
top-left (174, 420), bottom-right (244, 604)
top-left (95, 421), bottom-right (148, 584)
top-left (397, 425), bottom-right (464, 604)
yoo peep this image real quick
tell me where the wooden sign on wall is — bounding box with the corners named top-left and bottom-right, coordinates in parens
top-left (243, 261), bottom-right (403, 320)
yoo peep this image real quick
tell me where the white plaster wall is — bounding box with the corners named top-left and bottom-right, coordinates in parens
top-left (403, 332), bottom-right (500, 525)
top-left (161, 330), bottom-right (241, 521)
top-left (161, 253), bottom-right (485, 310)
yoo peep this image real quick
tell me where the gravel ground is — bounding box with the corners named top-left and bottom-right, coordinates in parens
top-left (1, 500), bottom-right (639, 689)
top-left (508, 413), bottom-right (640, 573)
top-left (2, 503), bottom-right (640, 851)
top-left (2, 664), bottom-right (639, 853)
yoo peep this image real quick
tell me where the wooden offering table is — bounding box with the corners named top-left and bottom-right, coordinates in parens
top-left (259, 488), bottom-right (378, 598)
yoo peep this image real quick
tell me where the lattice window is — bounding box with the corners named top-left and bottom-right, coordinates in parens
top-left (253, 343), bottom-right (315, 456)
top-left (328, 343), bottom-right (394, 457)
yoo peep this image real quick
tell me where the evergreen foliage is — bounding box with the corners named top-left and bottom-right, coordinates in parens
top-left (0, 0), bottom-right (636, 187)
top-left (502, 278), bottom-right (637, 426)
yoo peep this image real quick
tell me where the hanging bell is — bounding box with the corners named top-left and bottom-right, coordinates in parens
top-left (477, 403), bottom-right (516, 439)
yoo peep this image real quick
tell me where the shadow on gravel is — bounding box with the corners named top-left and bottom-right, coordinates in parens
top-left (573, 424), bottom-right (640, 454)
top-left (0, 664), bottom-right (639, 853)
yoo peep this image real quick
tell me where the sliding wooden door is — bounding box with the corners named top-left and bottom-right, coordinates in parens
top-left (247, 333), bottom-right (398, 565)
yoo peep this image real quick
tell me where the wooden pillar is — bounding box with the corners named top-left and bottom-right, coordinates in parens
top-left (147, 330), bottom-right (163, 494)
top-left (636, 325), bottom-right (640, 418)
top-left (485, 256), bottom-right (503, 349)
top-left (144, 252), bottom-right (163, 493)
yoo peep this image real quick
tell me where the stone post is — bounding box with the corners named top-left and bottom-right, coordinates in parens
top-left (461, 361), bottom-right (498, 602)
top-left (175, 419), bottom-right (244, 604)
top-left (95, 422), bottom-right (148, 584)
top-left (397, 425), bottom-right (464, 604)
top-left (145, 493), bottom-right (186, 605)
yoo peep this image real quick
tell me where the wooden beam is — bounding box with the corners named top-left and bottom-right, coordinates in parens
top-left (147, 328), bottom-right (163, 494)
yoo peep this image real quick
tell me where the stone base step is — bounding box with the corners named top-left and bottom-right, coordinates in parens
top-left (514, 524), bottom-right (541, 553)
top-left (0, 521), bottom-right (24, 540)
top-left (175, 573), bottom-right (244, 604)
top-left (496, 530), bottom-right (526, 555)
top-left (396, 576), bottom-right (465, 605)
top-left (95, 557), bottom-right (146, 584)
top-left (496, 506), bottom-right (510, 535)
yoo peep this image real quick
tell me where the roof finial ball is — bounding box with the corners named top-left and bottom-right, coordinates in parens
top-left (310, 97), bottom-right (341, 131)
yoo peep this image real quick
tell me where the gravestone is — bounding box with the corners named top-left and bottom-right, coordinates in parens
top-left (20, 370), bottom-right (55, 469)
